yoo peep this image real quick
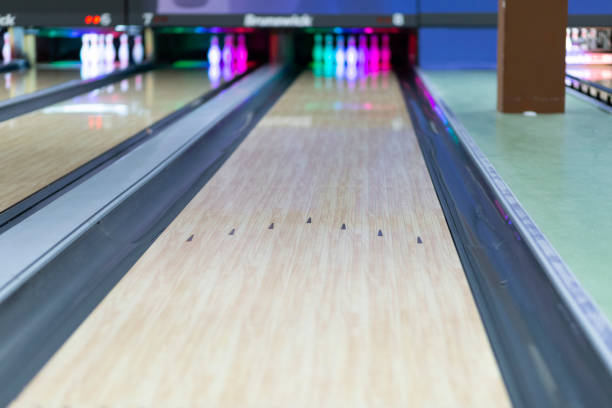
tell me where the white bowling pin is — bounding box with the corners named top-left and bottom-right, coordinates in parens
top-left (89, 34), bottom-right (99, 65)
top-left (80, 56), bottom-right (90, 79)
top-left (118, 34), bottom-right (129, 68)
top-left (105, 34), bottom-right (116, 65)
top-left (207, 35), bottom-right (221, 65)
top-left (335, 61), bottom-right (344, 79)
top-left (335, 35), bottom-right (345, 66)
top-left (132, 35), bottom-right (144, 64)
top-left (97, 34), bottom-right (105, 65)
top-left (2, 32), bottom-right (11, 64)
top-left (80, 34), bottom-right (89, 64)
top-left (346, 35), bottom-right (357, 66)
top-left (208, 64), bottom-right (221, 88)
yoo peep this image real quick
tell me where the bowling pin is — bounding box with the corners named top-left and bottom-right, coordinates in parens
top-left (222, 34), bottom-right (234, 66)
top-left (207, 35), bottom-right (221, 66)
top-left (369, 35), bottom-right (380, 71)
top-left (80, 56), bottom-right (90, 79)
top-left (565, 28), bottom-right (572, 52)
top-left (223, 63), bottom-right (234, 81)
top-left (86, 35), bottom-right (100, 77)
top-left (357, 35), bottom-right (368, 67)
top-left (335, 35), bottom-right (345, 66)
top-left (105, 33), bottom-right (116, 65)
top-left (236, 34), bottom-right (248, 64)
top-left (346, 35), bottom-right (357, 66)
top-left (208, 63), bottom-right (221, 88)
top-left (346, 63), bottom-right (357, 83)
top-left (312, 34), bottom-right (323, 64)
top-left (118, 34), bottom-right (129, 68)
top-left (323, 34), bottom-right (334, 66)
top-left (571, 27), bottom-right (579, 44)
top-left (132, 35), bottom-right (144, 64)
top-left (80, 34), bottom-right (89, 64)
top-left (2, 32), bottom-right (11, 64)
top-left (381, 34), bottom-right (391, 69)
top-left (580, 28), bottom-right (589, 50)
top-left (335, 63), bottom-right (345, 80)
top-left (89, 34), bottom-right (99, 65)
top-left (81, 35), bottom-right (92, 78)
top-left (588, 28), bottom-right (597, 51)
top-left (97, 34), bottom-right (105, 65)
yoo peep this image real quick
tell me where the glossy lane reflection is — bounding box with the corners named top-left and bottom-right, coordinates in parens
top-left (0, 68), bottom-right (221, 213)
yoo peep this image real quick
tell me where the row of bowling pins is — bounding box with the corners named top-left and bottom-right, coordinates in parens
top-left (566, 27), bottom-right (612, 52)
top-left (2, 32), bottom-right (11, 64)
top-left (207, 34), bottom-right (248, 66)
top-left (80, 33), bottom-right (144, 67)
top-left (313, 34), bottom-right (391, 68)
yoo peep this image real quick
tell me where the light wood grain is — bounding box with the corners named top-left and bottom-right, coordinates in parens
top-left (0, 68), bottom-right (82, 102)
top-left (13, 71), bottom-right (511, 407)
top-left (0, 69), bottom-right (216, 213)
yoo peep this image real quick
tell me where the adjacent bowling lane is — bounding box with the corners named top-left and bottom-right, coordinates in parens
top-left (0, 67), bottom-right (82, 102)
top-left (12, 70), bottom-right (511, 406)
top-left (567, 64), bottom-right (612, 89)
top-left (0, 68), bottom-right (225, 214)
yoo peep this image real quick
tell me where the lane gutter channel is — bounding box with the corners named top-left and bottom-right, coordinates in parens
top-left (399, 67), bottom-right (612, 407)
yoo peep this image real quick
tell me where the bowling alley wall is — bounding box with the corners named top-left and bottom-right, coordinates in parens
top-left (155, 28), bottom-right (269, 64)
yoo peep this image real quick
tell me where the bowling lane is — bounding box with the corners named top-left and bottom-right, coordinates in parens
top-left (0, 68), bottom-right (223, 214)
top-left (0, 67), bottom-right (83, 102)
top-left (567, 64), bottom-right (612, 89)
top-left (12, 71), bottom-right (511, 406)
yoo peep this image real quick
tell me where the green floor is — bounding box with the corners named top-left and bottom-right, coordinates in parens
top-left (423, 69), bottom-right (612, 319)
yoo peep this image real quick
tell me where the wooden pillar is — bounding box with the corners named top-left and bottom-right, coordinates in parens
top-left (497, 0), bottom-right (568, 113)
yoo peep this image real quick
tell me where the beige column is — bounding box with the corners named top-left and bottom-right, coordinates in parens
top-left (23, 31), bottom-right (37, 66)
top-left (144, 27), bottom-right (155, 61)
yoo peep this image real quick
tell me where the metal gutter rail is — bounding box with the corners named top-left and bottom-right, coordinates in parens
top-left (0, 64), bottom-right (295, 406)
top-left (0, 64), bottom-right (257, 229)
top-left (405, 68), bottom-right (612, 407)
top-left (0, 62), bottom-right (154, 123)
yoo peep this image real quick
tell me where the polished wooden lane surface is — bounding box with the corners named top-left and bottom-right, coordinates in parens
top-left (13, 71), bottom-right (511, 407)
top-left (0, 68), bottom-right (81, 101)
top-left (0, 69), bottom-right (218, 213)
